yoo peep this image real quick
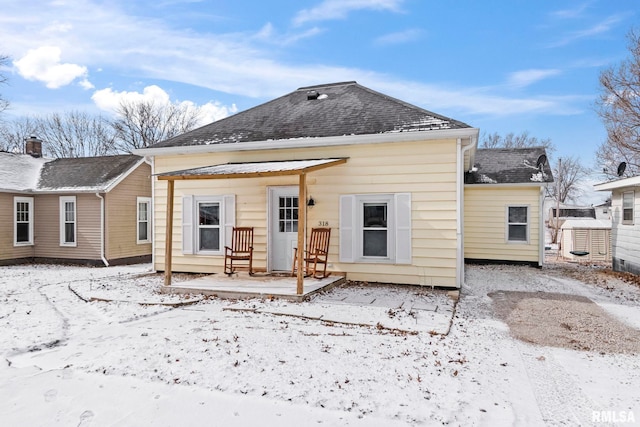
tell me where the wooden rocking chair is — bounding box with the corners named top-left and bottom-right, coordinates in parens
top-left (224, 227), bottom-right (254, 275)
top-left (292, 228), bottom-right (331, 279)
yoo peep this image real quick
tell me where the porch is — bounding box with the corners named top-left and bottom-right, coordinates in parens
top-left (160, 272), bottom-right (346, 302)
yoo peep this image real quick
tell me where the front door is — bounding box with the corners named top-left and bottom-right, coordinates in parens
top-left (269, 186), bottom-right (299, 272)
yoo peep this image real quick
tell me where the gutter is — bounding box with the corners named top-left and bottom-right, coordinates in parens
top-left (133, 128), bottom-right (480, 157)
top-left (456, 137), bottom-right (476, 288)
top-left (95, 193), bottom-right (109, 267)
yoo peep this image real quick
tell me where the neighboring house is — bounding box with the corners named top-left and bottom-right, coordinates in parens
top-left (0, 139), bottom-right (152, 266)
top-left (137, 81), bottom-right (552, 289)
top-left (464, 148), bottom-right (554, 266)
top-left (594, 176), bottom-right (640, 275)
top-left (594, 200), bottom-right (612, 220)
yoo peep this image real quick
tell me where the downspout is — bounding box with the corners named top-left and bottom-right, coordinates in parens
top-left (149, 156), bottom-right (156, 269)
top-left (95, 193), bottom-right (109, 267)
top-left (539, 185), bottom-right (545, 267)
top-left (457, 138), bottom-right (475, 288)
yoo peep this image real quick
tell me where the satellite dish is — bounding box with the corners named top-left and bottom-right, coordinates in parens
top-left (617, 162), bottom-right (627, 177)
top-left (536, 154), bottom-right (547, 170)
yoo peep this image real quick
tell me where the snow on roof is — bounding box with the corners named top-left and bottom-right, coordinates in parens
top-left (158, 158), bottom-right (346, 178)
top-left (561, 219), bottom-right (611, 229)
top-left (0, 152), bottom-right (51, 192)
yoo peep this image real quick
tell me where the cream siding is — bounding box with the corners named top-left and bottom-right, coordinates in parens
top-left (153, 139), bottom-right (460, 287)
top-left (0, 193), bottom-right (35, 261)
top-left (105, 163), bottom-right (153, 261)
top-left (34, 193), bottom-right (102, 260)
top-left (464, 186), bottom-right (541, 264)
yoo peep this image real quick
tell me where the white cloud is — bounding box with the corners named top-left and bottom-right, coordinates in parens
top-left (91, 85), bottom-right (237, 125)
top-left (0, 0), bottom-right (585, 120)
top-left (548, 14), bottom-right (626, 47)
top-left (374, 29), bottom-right (422, 46)
top-left (507, 69), bottom-right (561, 88)
top-left (13, 46), bottom-right (90, 89)
top-left (293, 0), bottom-right (403, 26)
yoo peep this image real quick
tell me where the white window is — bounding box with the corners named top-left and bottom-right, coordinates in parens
top-left (339, 193), bottom-right (411, 264)
top-left (137, 197), bottom-right (152, 244)
top-left (182, 195), bottom-right (235, 255)
top-left (14, 197), bottom-right (34, 246)
top-left (623, 191), bottom-right (634, 225)
top-left (59, 196), bottom-right (77, 246)
top-left (507, 205), bottom-right (529, 243)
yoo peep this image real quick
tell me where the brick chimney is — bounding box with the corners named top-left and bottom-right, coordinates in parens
top-left (25, 136), bottom-right (43, 158)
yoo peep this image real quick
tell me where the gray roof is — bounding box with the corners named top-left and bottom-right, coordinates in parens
top-left (37, 155), bottom-right (143, 191)
top-left (149, 81), bottom-right (471, 149)
top-left (465, 147), bottom-right (554, 185)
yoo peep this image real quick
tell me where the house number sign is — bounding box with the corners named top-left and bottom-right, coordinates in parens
top-left (318, 221), bottom-right (329, 227)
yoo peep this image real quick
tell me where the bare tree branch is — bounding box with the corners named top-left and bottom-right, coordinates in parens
top-left (596, 28), bottom-right (640, 178)
top-left (34, 111), bottom-right (117, 158)
top-left (112, 99), bottom-right (203, 151)
top-left (0, 55), bottom-right (10, 116)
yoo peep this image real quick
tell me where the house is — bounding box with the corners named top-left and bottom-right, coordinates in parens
top-left (136, 81), bottom-right (552, 290)
top-left (594, 176), bottom-right (640, 275)
top-left (594, 200), bottom-right (612, 220)
top-left (464, 147), bottom-right (554, 266)
top-left (0, 137), bottom-right (152, 266)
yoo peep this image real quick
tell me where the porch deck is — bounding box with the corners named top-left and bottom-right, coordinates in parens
top-left (160, 272), bottom-right (345, 302)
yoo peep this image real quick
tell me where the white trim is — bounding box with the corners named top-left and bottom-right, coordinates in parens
top-left (137, 197), bottom-right (152, 244)
top-left (506, 205), bottom-right (530, 244)
top-left (134, 128), bottom-right (479, 157)
top-left (339, 193), bottom-right (411, 264)
top-left (59, 196), bottom-right (77, 247)
top-left (458, 138), bottom-right (475, 288)
top-left (103, 158), bottom-right (148, 193)
top-left (539, 186), bottom-right (545, 267)
top-left (14, 196), bottom-right (34, 246)
top-left (622, 191), bottom-right (635, 225)
top-left (464, 182), bottom-right (548, 188)
top-left (95, 193), bottom-right (109, 266)
top-left (195, 197), bottom-right (224, 255)
top-left (594, 175), bottom-right (640, 191)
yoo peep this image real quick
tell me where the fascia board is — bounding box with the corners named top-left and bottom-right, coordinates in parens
top-left (134, 128), bottom-right (480, 157)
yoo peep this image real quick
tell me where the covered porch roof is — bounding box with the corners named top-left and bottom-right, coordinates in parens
top-left (157, 158), bottom-right (348, 295)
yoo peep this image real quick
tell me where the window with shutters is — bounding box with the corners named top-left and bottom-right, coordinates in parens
top-left (507, 205), bottom-right (529, 243)
top-left (623, 191), bottom-right (634, 225)
top-left (59, 196), bottom-right (77, 246)
top-left (339, 193), bottom-right (411, 264)
top-left (182, 195), bottom-right (235, 255)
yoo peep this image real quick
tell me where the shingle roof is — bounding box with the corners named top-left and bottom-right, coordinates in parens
top-left (149, 81), bottom-right (472, 149)
top-left (37, 155), bottom-right (143, 192)
top-left (465, 147), bottom-right (554, 185)
top-left (0, 152), bottom-right (50, 192)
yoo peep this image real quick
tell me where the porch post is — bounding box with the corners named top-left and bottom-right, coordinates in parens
top-left (164, 179), bottom-right (175, 287)
top-left (296, 173), bottom-right (306, 294)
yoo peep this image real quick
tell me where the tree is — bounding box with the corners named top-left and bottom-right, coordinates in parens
top-left (596, 28), bottom-right (640, 178)
top-left (0, 55), bottom-right (10, 116)
top-left (480, 131), bottom-right (555, 155)
top-left (34, 111), bottom-right (118, 158)
top-left (549, 156), bottom-right (589, 203)
top-left (0, 116), bottom-right (39, 153)
top-left (111, 99), bottom-right (203, 152)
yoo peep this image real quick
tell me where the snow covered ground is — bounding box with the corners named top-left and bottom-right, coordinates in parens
top-left (1, 262), bottom-right (639, 426)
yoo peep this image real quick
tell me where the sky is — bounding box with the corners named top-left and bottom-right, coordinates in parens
top-left (0, 0), bottom-right (636, 204)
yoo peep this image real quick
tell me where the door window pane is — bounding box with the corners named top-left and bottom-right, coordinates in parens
top-left (278, 196), bottom-right (298, 232)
